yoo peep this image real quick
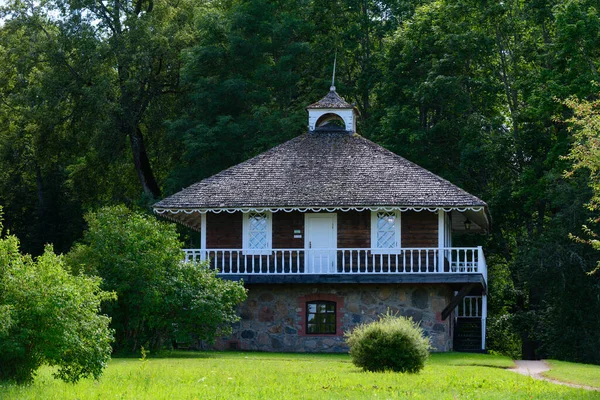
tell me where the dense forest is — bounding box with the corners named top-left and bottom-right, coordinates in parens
top-left (0, 0), bottom-right (599, 363)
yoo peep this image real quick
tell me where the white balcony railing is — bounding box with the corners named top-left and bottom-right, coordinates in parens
top-left (457, 296), bottom-right (483, 318)
top-left (183, 247), bottom-right (486, 280)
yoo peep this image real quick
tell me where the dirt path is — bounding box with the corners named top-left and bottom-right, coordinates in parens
top-left (511, 360), bottom-right (600, 392)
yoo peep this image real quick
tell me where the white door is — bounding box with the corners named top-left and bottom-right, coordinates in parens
top-left (305, 213), bottom-right (337, 273)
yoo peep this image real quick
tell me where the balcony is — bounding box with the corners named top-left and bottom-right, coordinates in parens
top-left (183, 247), bottom-right (487, 287)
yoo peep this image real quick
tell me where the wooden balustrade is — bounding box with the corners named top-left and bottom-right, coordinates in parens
top-left (183, 247), bottom-right (486, 279)
top-left (457, 296), bottom-right (483, 318)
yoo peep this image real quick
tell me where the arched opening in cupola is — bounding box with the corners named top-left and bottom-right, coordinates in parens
top-left (315, 113), bottom-right (347, 131)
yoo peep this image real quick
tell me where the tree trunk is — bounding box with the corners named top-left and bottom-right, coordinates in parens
top-left (129, 126), bottom-right (161, 199)
top-left (35, 163), bottom-right (48, 250)
top-left (35, 163), bottom-right (45, 221)
top-left (521, 334), bottom-right (537, 360)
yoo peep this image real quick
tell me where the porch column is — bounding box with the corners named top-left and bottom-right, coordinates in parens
top-left (200, 213), bottom-right (207, 261)
top-left (481, 294), bottom-right (487, 350)
top-left (438, 210), bottom-right (445, 271)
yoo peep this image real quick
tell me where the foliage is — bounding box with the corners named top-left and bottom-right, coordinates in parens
top-left (486, 315), bottom-right (522, 360)
top-left (167, 0), bottom-right (312, 190)
top-left (345, 313), bottom-right (430, 373)
top-left (1, 0), bottom-right (600, 365)
top-left (2, 352), bottom-right (596, 399)
top-left (0, 0), bottom-right (199, 255)
top-left (561, 92), bottom-right (600, 275)
top-left (485, 255), bottom-right (521, 358)
top-left (0, 11), bottom-right (92, 255)
top-left (66, 205), bottom-right (247, 352)
top-left (0, 210), bottom-right (114, 384)
top-left (372, 0), bottom-right (600, 363)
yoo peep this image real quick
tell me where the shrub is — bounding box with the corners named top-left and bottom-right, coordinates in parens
top-left (486, 314), bottom-right (521, 359)
top-left (66, 205), bottom-right (247, 352)
top-left (345, 313), bottom-right (431, 373)
top-left (0, 210), bottom-right (114, 383)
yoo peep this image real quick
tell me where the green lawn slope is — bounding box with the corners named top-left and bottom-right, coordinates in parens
top-left (543, 360), bottom-right (600, 389)
top-left (0, 352), bottom-right (596, 399)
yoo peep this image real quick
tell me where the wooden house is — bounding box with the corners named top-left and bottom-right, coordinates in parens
top-left (153, 87), bottom-right (490, 352)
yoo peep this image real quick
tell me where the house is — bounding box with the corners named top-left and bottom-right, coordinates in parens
top-left (153, 86), bottom-right (490, 353)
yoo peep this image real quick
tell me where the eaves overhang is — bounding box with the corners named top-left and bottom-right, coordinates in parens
top-left (153, 203), bottom-right (490, 233)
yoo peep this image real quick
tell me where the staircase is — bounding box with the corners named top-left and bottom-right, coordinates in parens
top-left (454, 318), bottom-right (483, 352)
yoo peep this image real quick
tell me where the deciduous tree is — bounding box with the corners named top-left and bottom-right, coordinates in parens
top-left (67, 205), bottom-right (247, 352)
top-left (0, 207), bottom-right (114, 383)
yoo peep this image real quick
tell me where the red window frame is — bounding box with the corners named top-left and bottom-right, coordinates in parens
top-left (298, 293), bottom-right (344, 336)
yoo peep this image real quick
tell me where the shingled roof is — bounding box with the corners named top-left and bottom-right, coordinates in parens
top-left (154, 131), bottom-right (488, 214)
top-left (306, 89), bottom-right (354, 109)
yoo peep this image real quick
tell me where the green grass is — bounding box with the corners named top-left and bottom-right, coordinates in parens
top-left (543, 360), bottom-right (600, 388)
top-left (0, 352), bottom-right (595, 399)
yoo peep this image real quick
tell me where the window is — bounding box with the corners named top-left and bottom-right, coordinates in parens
top-left (242, 212), bottom-right (272, 254)
top-left (306, 301), bottom-right (336, 334)
top-left (370, 211), bottom-right (401, 253)
top-left (298, 294), bottom-right (343, 336)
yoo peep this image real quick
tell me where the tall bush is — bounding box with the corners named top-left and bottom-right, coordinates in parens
top-left (67, 205), bottom-right (247, 352)
top-left (345, 313), bottom-right (430, 373)
top-left (0, 209), bottom-right (114, 383)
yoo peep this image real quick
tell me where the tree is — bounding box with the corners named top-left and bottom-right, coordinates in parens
top-left (67, 205), bottom-right (247, 352)
top-left (2, 0), bottom-right (600, 364)
top-left (0, 11), bottom-right (96, 255)
top-left (375, 0), bottom-right (600, 362)
top-left (34, 0), bottom-right (198, 199)
top-left (0, 207), bottom-right (114, 384)
top-left (562, 92), bottom-right (600, 275)
top-left (167, 0), bottom-right (405, 193)
top-left (167, 0), bottom-right (313, 190)
top-left (0, 0), bottom-right (199, 254)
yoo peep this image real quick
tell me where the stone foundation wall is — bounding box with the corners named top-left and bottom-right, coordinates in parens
top-left (212, 284), bottom-right (453, 352)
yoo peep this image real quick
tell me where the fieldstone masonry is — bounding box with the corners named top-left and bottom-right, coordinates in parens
top-left (212, 284), bottom-right (453, 352)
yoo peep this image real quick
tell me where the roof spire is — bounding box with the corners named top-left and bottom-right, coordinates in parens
top-left (330, 52), bottom-right (337, 92)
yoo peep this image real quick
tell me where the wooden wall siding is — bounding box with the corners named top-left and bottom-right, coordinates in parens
top-left (338, 211), bottom-right (370, 248)
top-left (401, 211), bottom-right (438, 247)
top-left (204, 210), bottom-right (438, 250)
top-left (272, 212), bottom-right (304, 249)
top-left (206, 212), bottom-right (242, 248)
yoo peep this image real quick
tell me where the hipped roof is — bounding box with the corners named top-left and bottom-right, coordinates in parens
top-left (154, 132), bottom-right (488, 218)
top-left (306, 90), bottom-right (354, 109)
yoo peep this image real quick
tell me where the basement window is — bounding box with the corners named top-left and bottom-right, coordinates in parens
top-left (306, 301), bottom-right (336, 334)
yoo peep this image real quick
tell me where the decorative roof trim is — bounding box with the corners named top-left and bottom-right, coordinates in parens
top-left (157, 212), bottom-right (200, 231)
top-left (154, 205), bottom-right (486, 215)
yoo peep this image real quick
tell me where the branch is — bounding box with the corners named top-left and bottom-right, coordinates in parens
top-left (36, 23), bottom-right (83, 83)
top-left (134, 0), bottom-right (143, 15)
top-left (94, 2), bottom-right (117, 34)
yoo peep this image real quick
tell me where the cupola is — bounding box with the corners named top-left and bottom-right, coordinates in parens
top-left (306, 86), bottom-right (359, 133)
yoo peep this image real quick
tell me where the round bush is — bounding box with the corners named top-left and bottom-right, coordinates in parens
top-left (345, 313), bottom-right (431, 373)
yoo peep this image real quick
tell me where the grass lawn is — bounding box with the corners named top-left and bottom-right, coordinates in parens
top-left (543, 360), bottom-right (600, 388)
top-left (0, 351), bottom-right (596, 399)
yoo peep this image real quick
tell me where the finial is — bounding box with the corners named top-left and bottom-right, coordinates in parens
top-left (330, 52), bottom-right (337, 92)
